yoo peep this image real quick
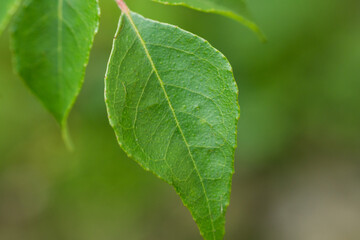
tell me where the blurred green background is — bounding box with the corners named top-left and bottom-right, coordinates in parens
top-left (1, 0), bottom-right (360, 239)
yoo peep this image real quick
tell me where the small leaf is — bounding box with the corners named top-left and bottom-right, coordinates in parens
top-left (11, 0), bottom-right (100, 146)
top-left (0, 0), bottom-right (21, 35)
top-left (105, 5), bottom-right (239, 240)
top-left (153, 0), bottom-right (265, 41)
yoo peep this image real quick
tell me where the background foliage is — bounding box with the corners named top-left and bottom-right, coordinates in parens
top-left (0, 0), bottom-right (359, 239)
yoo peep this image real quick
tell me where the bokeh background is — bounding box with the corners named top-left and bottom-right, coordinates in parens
top-left (1, 0), bottom-right (359, 239)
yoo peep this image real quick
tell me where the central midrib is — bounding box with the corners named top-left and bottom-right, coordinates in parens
top-left (57, 0), bottom-right (63, 118)
top-left (123, 12), bottom-right (217, 239)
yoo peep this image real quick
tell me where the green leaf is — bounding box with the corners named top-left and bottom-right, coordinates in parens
top-left (0, 0), bottom-right (21, 35)
top-left (153, 0), bottom-right (265, 41)
top-left (11, 0), bottom-right (100, 146)
top-left (105, 7), bottom-right (239, 240)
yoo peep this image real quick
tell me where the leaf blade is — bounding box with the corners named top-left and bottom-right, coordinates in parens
top-left (11, 0), bottom-right (100, 136)
top-left (153, 0), bottom-right (265, 41)
top-left (105, 10), bottom-right (239, 240)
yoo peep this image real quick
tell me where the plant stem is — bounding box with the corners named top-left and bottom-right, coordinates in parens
top-left (115, 0), bottom-right (129, 14)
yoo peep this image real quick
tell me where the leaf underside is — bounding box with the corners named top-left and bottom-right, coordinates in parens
top-left (0, 0), bottom-right (20, 35)
top-left (153, 0), bottom-right (265, 40)
top-left (11, 0), bottom-right (100, 134)
top-left (105, 11), bottom-right (239, 240)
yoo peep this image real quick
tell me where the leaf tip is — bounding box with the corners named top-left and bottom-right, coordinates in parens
top-left (61, 121), bottom-right (74, 151)
top-left (256, 28), bottom-right (267, 43)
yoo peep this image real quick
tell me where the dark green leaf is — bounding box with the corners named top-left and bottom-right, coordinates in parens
top-left (0, 0), bottom-right (20, 35)
top-left (153, 0), bottom-right (265, 40)
top-left (105, 8), bottom-right (239, 240)
top-left (11, 0), bottom-right (100, 145)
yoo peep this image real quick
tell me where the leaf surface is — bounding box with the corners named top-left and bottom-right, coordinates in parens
top-left (153, 0), bottom-right (265, 40)
top-left (11, 0), bottom-right (100, 142)
top-left (105, 8), bottom-right (239, 240)
top-left (0, 0), bottom-right (20, 35)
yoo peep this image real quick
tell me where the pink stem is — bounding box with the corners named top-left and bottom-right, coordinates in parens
top-left (115, 0), bottom-right (129, 14)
